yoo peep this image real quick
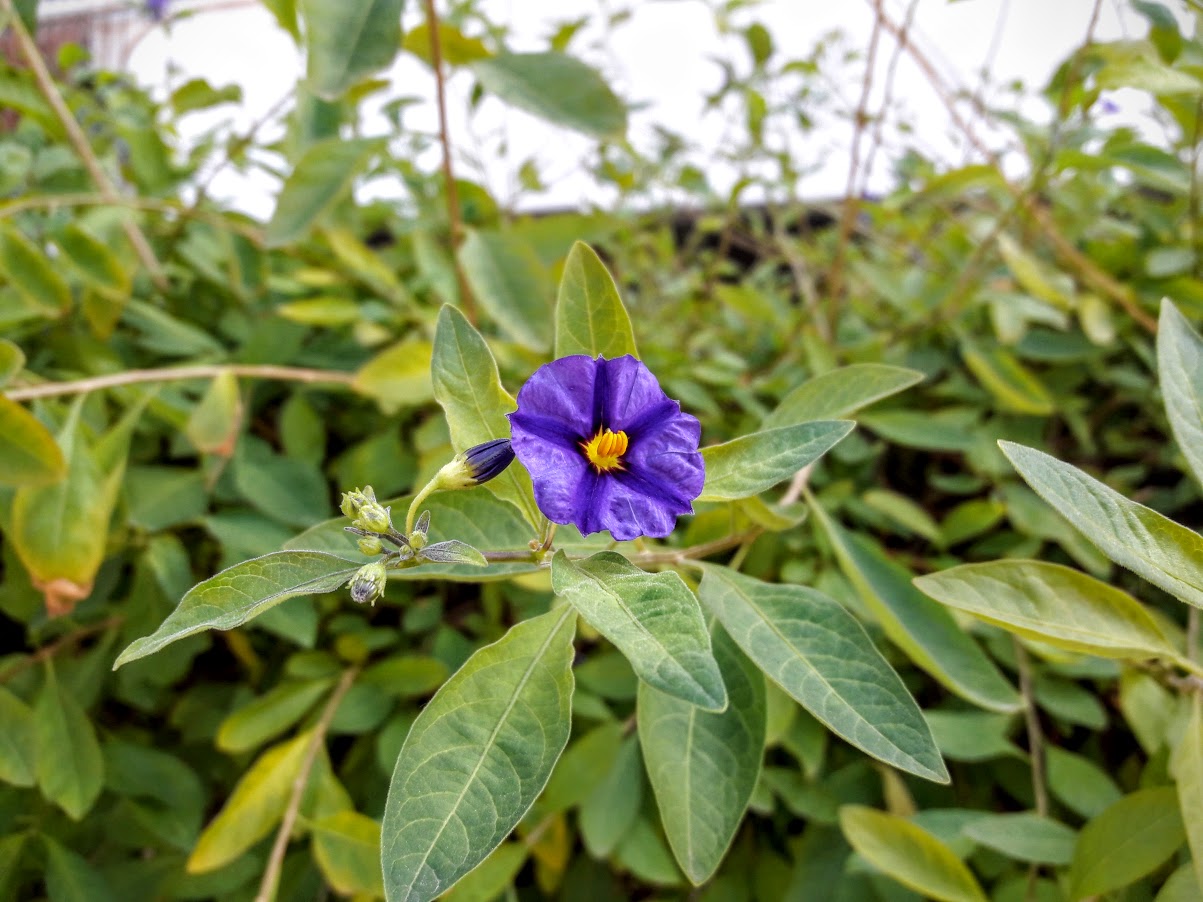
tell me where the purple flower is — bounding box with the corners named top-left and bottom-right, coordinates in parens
top-left (146, 0), bottom-right (170, 21)
top-left (508, 355), bottom-right (705, 541)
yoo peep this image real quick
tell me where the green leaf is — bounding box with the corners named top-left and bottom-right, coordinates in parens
top-left (961, 813), bottom-right (1076, 865)
top-left (579, 736), bottom-right (643, 858)
top-left (699, 421), bottom-right (853, 502)
top-left (361, 656), bottom-right (449, 698)
top-left (862, 488), bottom-right (942, 545)
top-left (431, 305), bottom-right (542, 528)
top-left (55, 223), bottom-right (130, 300)
top-left (43, 834), bottom-right (116, 902)
top-left (1158, 300), bottom-right (1203, 490)
top-left (300, 0), bottom-right (404, 99)
top-left (0, 395), bottom-right (65, 487)
top-left (997, 233), bottom-right (1073, 308)
top-left (439, 842), bottom-right (527, 902)
top-left (470, 52), bottom-right (627, 138)
top-left (312, 810), bottom-right (384, 896)
top-left (1172, 695), bottom-right (1203, 892)
top-left (764, 364), bottom-right (924, 428)
top-left (1047, 746), bottom-right (1122, 818)
top-left (352, 338), bottom-right (434, 414)
top-left (914, 560), bottom-right (1185, 663)
top-left (458, 229), bottom-right (552, 351)
top-left (839, 805), bottom-right (988, 902)
top-left (265, 137), bottom-right (379, 247)
top-left (0, 687), bottom-right (35, 787)
top-left (552, 551), bottom-right (726, 711)
top-left (216, 679), bottom-right (334, 753)
top-left (537, 720), bottom-right (624, 815)
top-left (698, 566), bottom-right (948, 783)
top-left (1000, 441), bottom-right (1203, 610)
top-left (113, 551), bottom-right (361, 668)
top-left (639, 625), bottom-right (765, 884)
top-left (0, 337), bottom-right (25, 386)
top-left (811, 504), bottom-right (1021, 713)
top-left (0, 223), bottom-right (70, 314)
top-left (961, 340), bottom-right (1054, 415)
top-left (1068, 787), bottom-right (1186, 900)
top-left (403, 22), bottom-right (492, 67)
top-left (381, 607), bottom-right (576, 902)
top-left (35, 664), bottom-right (104, 820)
top-left (187, 731), bottom-right (313, 873)
top-left (554, 241), bottom-right (638, 359)
top-left (185, 371), bottom-right (243, 456)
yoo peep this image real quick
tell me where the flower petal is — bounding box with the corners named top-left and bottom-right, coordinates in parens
top-left (510, 354), bottom-right (597, 439)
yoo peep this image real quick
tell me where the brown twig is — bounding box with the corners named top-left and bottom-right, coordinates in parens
top-left (0, 616), bottom-right (123, 684)
top-left (5, 364), bottom-right (356, 402)
top-left (1013, 639), bottom-right (1049, 817)
top-left (0, 0), bottom-right (169, 291)
top-left (254, 666), bottom-right (359, 902)
top-left (827, 0), bottom-right (884, 330)
top-left (423, 0), bottom-right (477, 324)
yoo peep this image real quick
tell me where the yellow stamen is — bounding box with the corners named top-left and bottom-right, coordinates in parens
top-left (581, 427), bottom-right (629, 473)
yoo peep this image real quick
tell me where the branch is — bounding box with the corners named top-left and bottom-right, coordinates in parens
top-left (0, 0), bottom-right (169, 291)
top-left (1013, 639), bottom-right (1049, 817)
top-left (5, 364), bottom-right (357, 402)
top-left (254, 666), bottom-right (359, 902)
top-left (0, 616), bottom-right (123, 684)
top-left (423, 0), bottom-right (477, 324)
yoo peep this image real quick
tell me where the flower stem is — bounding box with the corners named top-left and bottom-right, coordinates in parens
top-left (405, 477), bottom-right (441, 536)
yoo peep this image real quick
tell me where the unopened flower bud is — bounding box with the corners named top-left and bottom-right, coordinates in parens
top-left (357, 535), bottom-right (384, 556)
top-left (357, 501), bottom-right (391, 533)
top-left (348, 561), bottom-right (388, 605)
top-left (435, 439), bottom-right (516, 491)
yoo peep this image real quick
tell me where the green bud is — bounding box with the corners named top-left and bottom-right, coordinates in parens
top-left (348, 561), bottom-right (388, 605)
top-left (357, 535), bottom-right (384, 556)
top-left (357, 500), bottom-right (391, 534)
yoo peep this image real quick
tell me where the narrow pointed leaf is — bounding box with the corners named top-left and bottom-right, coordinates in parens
top-left (0, 687), bottom-right (35, 787)
top-left (300, 0), bottom-right (404, 100)
top-left (639, 625), bottom-right (765, 884)
top-left (700, 421), bottom-right (854, 502)
top-left (764, 364), bottom-right (924, 428)
top-left (698, 566), bottom-right (947, 783)
top-left (114, 551), bottom-right (360, 668)
top-left (579, 736), bottom-right (643, 858)
top-left (1000, 441), bottom-right (1203, 609)
top-left (812, 504), bottom-right (1021, 713)
top-left (1068, 787), bottom-right (1185, 900)
top-left (914, 560), bottom-right (1184, 663)
top-left (458, 229), bottom-right (552, 351)
top-left (418, 540), bottom-right (487, 567)
top-left (0, 395), bottom-right (65, 487)
top-left (961, 813), bottom-right (1077, 865)
top-left (381, 607), bottom-right (576, 902)
top-left (35, 666), bottom-right (104, 820)
top-left (839, 805), bottom-right (987, 902)
top-left (1172, 695), bottom-right (1203, 891)
top-left (552, 551), bottom-right (726, 711)
top-left (431, 305), bottom-right (541, 529)
top-left (554, 241), bottom-right (638, 359)
top-left (216, 679), bottom-right (334, 754)
top-left (1158, 299), bottom-right (1203, 489)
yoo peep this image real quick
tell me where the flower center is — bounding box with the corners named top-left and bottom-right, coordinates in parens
top-left (581, 427), bottom-right (629, 473)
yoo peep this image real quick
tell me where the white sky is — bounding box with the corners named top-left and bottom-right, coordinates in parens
top-left (125, 0), bottom-right (1167, 219)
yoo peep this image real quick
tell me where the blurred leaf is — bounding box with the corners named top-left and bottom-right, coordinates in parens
top-left (311, 810), bottom-right (384, 896)
top-left (859, 409), bottom-right (978, 452)
top-left (216, 678), bottom-right (334, 753)
top-left (1068, 787), bottom-right (1185, 900)
top-left (403, 21), bottom-right (491, 67)
top-left (1159, 866), bottom-right (1203, 902)
top-left (1172, 695), bottom-right (1203, 891)
top-left (811, 505), bottom-right (1021, 713)
top-left (537, 720), bottom-right (624, 815)
top-left (639, 625), bottom-right (765, 884)
top-left (579, 735), bottom-right (643, 858)
top-left (839, 805), bottom-right (987, 902)
top-left (265, 137), bottom-right (379, 247)
top-left (431, 305), bottom-right (542, 528)
top-left (862, 488), bottom-right (942, 545)
top-left (1000, 441), bottom-right (1203, 610)
top-left (0, 337), bottom-right (24, 386)
top-left (56, 223), bottom-right (130, 301)
top-left (961, 813), bottom-right (1076, 865)
top-left (113, 551), bottom-right (360, 668)
top-left (470, 51), bottom-right (627, 138)
top-left (440, 842), bottom-right (528, 902)
top-left (300, 0), bottom-right (404, 99)
top-left (322, 225), bottom-right (409, 305)
top-left (699, 421), bottom-right (853, 502)
top-left (36, 664), bottom-right (104, 820)
top-left (997, 234), bottom-right (1072, 308)
top-left (554, 240), bottom-right (638, 359)
top-left (0, 687), bottom-right (34, 787)
top-left (764, 364), bottom-right (924, 428)
top-left (1047, 746), bottom-right (1122, 818)
top-left (187, 731), bottom-right (312, 873)
top-left (352, 338), bottom-right (435, 414)
top-left (185, 371), bottom-right (243, 456)
top-left (924, 710), bottom-right (1022, 762)
top-left (261, 0), bottom-right (299, 40)
top-left (1094, 39), bottom-right (1203, 94)
top-left (552, 551), bottom-right (726, 711)
top-left (361, 655), bottom-right (448, 698)
top-left (0, 395), bottom-right (65, 487)
top-left (381, 607), bottom-right (576, 902)
top-left (0, 223), bottom-right (69, 315)
top-left (915, 560), bottom-right (1184, 664)
top-left (960, 340), bottom-right (1054, 415)
top-left (458, 229), bottom-right (552, 351)
top-left (43, 835), bottom-right (116, 902)
top-left (1158, 299), bottom-right (1203, 490)
top-left (233, 436), bottom-right (329, 528)
top-left (698, 566), bottom-right (948, 783)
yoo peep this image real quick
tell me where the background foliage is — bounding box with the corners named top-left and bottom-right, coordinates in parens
top-left (3, 0), bottom-right (1203, 900)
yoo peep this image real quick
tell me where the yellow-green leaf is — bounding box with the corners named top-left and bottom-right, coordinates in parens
top-left (352, 338), bottom-right (434, 414)
top-left (185, 371), bottom-right (243, 456)
top-left (1068, 787), bottom-right (1185, 900)
top-left (0, 223), bottom-right (70, 314)
top-left (311, 810), bottom-right (384, 896)
top-left (554, 241), bottom-right (638, 360)
top-left (0, 395), bottom-right (65, 487)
